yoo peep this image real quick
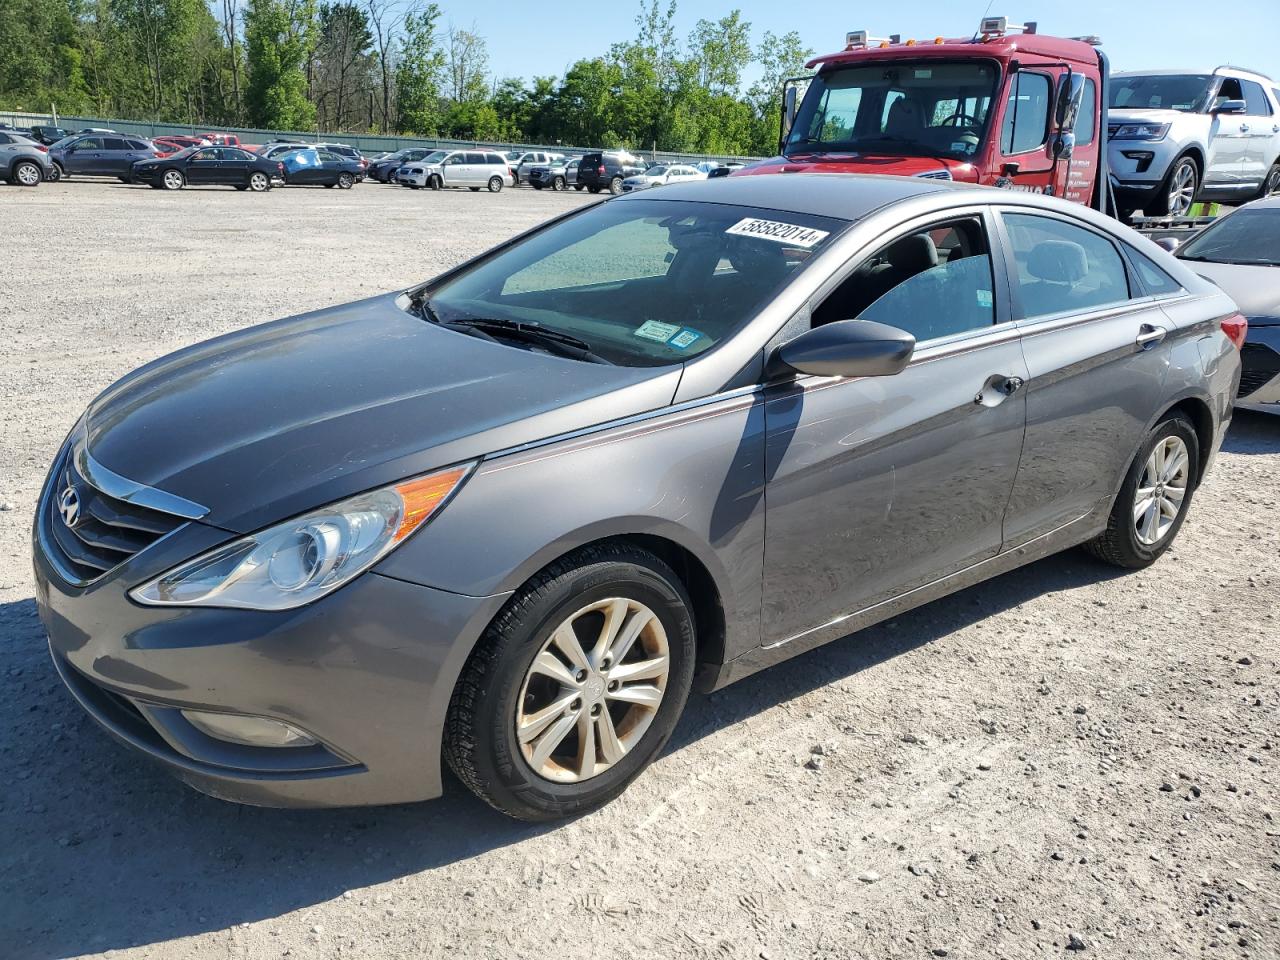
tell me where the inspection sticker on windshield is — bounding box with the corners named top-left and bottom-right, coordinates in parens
top-left (726, 218), bottom-right (830, 248)
top-left (669, 328), bottom-right (703, 350)
top-left (634, 320), bottom-right (681, 343)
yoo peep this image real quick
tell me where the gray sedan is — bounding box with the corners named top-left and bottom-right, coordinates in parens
top-left (32, 175), bottom-right (1242, 820)
top-left (1175, 196), bottom-right (1280, 409)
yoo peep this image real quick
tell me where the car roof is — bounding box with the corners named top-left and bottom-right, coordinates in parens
top-left (615, 172), bottom-right (956, 220)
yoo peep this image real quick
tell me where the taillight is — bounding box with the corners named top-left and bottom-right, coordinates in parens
top-left (1221, 312), bottom-right (1248, 350)
top-left (277, 162), bottom-right (285, 174)
top-left (35, 145), bottom-right (48, 152)
top-left (598, 165), bottom-right (606, 175)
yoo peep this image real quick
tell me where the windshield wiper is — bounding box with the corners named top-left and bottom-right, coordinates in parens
top-left (443, 316), bottom-right (615, 364)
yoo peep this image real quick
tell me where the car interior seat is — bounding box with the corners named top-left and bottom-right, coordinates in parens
top-left (1020, 239), bottom-right (1089, 317)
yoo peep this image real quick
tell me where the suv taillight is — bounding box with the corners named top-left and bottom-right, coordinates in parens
top-left (598, 165), bottom-right (606, 175)
top-left (1221, 312), bottom-right (1248, 350)
top-left (35, 145), bottom-right (48, 152)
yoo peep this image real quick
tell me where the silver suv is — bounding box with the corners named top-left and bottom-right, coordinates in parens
top-left (0, 132), bottom-right (52, 186)
top-left (1109, 67), bottom-right (1280, 216)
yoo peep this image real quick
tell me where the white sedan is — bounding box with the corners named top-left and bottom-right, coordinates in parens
top-left (620, 164), bottom-right (706, 192)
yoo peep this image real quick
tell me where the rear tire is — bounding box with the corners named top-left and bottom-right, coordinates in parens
top-left (234, 185), bottom-right (248, 191)
top-left (488, 176), bottom-right (503, 192)
top-left (13, 160), bottom-right (43, 187)
top-left (587, 185), bottom-right (601, 194)
top-left (1085, 413), bottom-right (1199, 569)
top-left (444, 543), bottom-right (696, 822)
top-left (608, 176), bottom-right (624, 196)
top-left (338, 172), bottom-right (354, 189)
top-left (1259, 161), bottom-right (1280, 200)
top-left (248, 171), bottom-right (270, 192)
top-left (574, 184), bottom-right (584, 191)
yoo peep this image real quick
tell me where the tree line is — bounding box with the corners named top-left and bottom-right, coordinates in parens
top-left (0, 0), bottom-right (813, 155)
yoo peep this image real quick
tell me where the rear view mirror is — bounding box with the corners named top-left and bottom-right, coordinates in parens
top-left (780, 85), bottom-right (799, 150)
top-left (772, 319), bottom-right (915, 379)
top-left (1213, 99), bottom-right (1247, 114)
top-left (1055, 72), bottom-right (1086, 131)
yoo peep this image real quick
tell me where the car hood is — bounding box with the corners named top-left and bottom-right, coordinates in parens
top-left (1185, 260), bottom-right (1280, 319)
top-left (1108, 108), bottom-right (1187, 125)
top-left (84, 294), bottom-right (681, 533)
top-left (735, 153), bottom-right (977, 182)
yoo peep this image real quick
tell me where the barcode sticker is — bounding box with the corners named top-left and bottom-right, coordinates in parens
top-left (725, 218), bottom-right (830, 248)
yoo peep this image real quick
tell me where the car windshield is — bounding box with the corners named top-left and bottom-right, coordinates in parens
top-left (1110, 74), bottom-right (1212, 112)
top-left (422, 151), bottom-right (447, 163)
top-left (421, 198), bottom-right (844, 366)
top-left (786, 60), bottom-right (998, 160)
top-left (1178, 208), bottom-right (1280, 266)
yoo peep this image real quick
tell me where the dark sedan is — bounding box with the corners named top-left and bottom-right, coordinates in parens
top-left (279, 148), bottom-right (361, 188)
top-left (132, 146), bottom-right (283, 191)
top-left (368, 148), bottom-right (433, 183)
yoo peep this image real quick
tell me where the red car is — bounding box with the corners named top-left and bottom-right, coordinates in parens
top-left (199, 133), bottom-right (244, 147)
top-left (152, 135), bottom-right (210, 157)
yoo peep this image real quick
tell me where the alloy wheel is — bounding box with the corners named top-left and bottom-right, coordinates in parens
top-left (162, 169), bottom-right (183, 190)
top-left (1133, 435), bottom-right (1189, 546)
top-left (249, 172), bottom-right (269, 192)
top-left (339, 173), bottom-right (353, 189)
top-left (15, 161), bottom-right (42, 186)
top-left (1167, 162), bottom-right (1196, 216)
top-left (515, 597), bottom-right (670, 783)
top-left (1264, 165), bottom-right (1280, 198)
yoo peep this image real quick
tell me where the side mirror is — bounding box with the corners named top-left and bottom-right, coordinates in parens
top-left (1213, 98), bottom-right (1247, 114)
top-left (1154, 236), bottom-right (1182, 253)
top-left (771, 319), bottom-right (916, 379)
top-left (1055, 72), bottom-right (1086, 131)
top-left (1052, 131), bottom-right (1076, 160)
top-left (780, 84), bottom-right (799, 152)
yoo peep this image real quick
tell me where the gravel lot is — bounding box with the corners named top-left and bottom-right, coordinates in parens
top-left (1, 178), bottom-right (1277, 960)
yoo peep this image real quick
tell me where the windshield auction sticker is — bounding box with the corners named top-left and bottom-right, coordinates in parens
top-left (634, 320), bottom-right (681, 342)
top-left (726, 218), bottom-right (830, 248)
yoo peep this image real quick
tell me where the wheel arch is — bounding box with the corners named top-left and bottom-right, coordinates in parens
top-left (1158, 394), bottom-right (1215, 488)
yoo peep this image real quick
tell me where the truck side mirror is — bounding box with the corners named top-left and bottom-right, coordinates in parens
top-left (780, 84), bottom-right (799, 152)
top-left (1055, 73), bottom-right (1086, 132)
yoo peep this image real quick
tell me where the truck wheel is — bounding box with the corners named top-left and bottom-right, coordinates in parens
top-left (552, 175), bottom-right (566, 191)
top-left (608, 176), bottom-right (624, 196)
top-left (1259, 161), bottom-right (1280, 199)
top-left (12, 160), bottom-right (43, 187)
top-left (1152, 156), bottom-right (1198, 217)
top-left (587, 185), bottom-right (601, 194)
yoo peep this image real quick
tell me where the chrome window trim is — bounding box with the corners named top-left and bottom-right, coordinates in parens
top-left (1014, 293), bottom-right (1197, 338)
top-left (72, 426), bottom-right (209, 520)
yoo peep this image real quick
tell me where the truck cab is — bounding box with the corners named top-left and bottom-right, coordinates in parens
top-left (738, 17), bottom-right (1109, 210)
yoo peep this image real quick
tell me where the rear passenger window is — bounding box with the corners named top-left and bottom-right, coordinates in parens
top-left (104, 138), bottom-right (128, 150)
top-left (813, 217), bottom-right (997, 341)
top-left (465, 152), bottom-right (485, 164)
top-left (1125, 247), bottom-right (1183, 297)
top-left (1004, 213), bottom-right (1130, 319)
top-left (1000, 72), bottom-right (1051, 154)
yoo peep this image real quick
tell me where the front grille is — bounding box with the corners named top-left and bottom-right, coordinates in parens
top-left (1239, 342), bottom-right (1280, 397)
top-left (43, 451), bottom-right (184, 583)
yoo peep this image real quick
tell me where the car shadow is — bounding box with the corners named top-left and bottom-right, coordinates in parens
top-left (0, 544), bottom-right (1127, 959)
top-left (1221, 407), bottom-right (1280, 454)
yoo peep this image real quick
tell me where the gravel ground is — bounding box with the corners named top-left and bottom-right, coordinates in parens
top-left (1, 178), bottom-right (1277, 960)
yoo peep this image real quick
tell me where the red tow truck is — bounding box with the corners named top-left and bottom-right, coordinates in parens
top-left (739, 16), bottom-right (1115, 214)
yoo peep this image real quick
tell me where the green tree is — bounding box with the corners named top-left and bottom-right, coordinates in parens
top-left (395, 3), bottom-right (445, 135)
top-left (244, 0), bottom-right (316, 130)
top-left (688, 10), bottom-right (751, 95)
top-left (748, 29), bottom-right (813, 153)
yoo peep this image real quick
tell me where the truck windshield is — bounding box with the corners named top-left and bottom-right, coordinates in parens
top-left (786, 61), bottom-right (998, 160)
top-left (1109, 75), bottom-right (1212, 113)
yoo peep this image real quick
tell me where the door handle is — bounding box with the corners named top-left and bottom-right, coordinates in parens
top-left (1239, 124), bottom-right (1250, 132)
top-left (1135, 324), bottom-right (1167, 348)
top-left (974, 374), bottom-right (1024, 405)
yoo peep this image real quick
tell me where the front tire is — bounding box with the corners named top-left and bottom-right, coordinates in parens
top-left (47, 163), bottom-right (63, 182)
top-left (552, 175), bottom-right (566, 191)
top-left (608, 176), bottom-right (624, 196)
top-left (487, 176), bottom-right (503, 192)
top-left (161, 169), bottom-right (184, 191)
top-left (12, 160), bottom-right (43, 187)
top-left (1085, 413), bottom-right (1199, 569)
top-left (1151, 156), bottom-right (1198, 217)
top-left (1258, 161), bottom-right (1280, 200)
top-left (248, 171), bottom-right (270, 192)
top-left (444, 543), bottom-right (696, 822)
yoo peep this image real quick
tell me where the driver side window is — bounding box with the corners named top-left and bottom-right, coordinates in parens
top-left (812, 217), bottom-right (998, 342)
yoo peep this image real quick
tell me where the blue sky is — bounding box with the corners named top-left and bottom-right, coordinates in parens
top-left (469, 0), bottom-right (1279, 87)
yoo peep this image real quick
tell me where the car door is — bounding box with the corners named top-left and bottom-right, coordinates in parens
top-left (66, 137), bottom-right (103, 174)
top-left (993, 67), bottom-right (1058, 193)
top-left (440, 153), bottom-right (466, 186)
top-left (761, 209), bottom-right (1028, 646)
top-left (219, 147), bottom-right (252, 184)
top-left (185, 148), bottom-right (221, 184)
top-left (1238, 80), bottom-right (1278, 188)
top-left (995, 208), bottom-right (1174, 547)
top-left (1207, 77), bottom-right (1251, 188)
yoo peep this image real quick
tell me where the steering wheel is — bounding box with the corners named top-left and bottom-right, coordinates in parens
top-left (939, 111), bottom-right (980, 127)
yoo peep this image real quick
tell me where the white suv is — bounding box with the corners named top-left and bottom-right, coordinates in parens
top-left (1109, 67), bottom-right (1280, 216)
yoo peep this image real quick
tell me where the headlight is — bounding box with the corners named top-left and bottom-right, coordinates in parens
top-left (131, 464), bottom-right (473, 610)
top-left (1112, 122), bottom-right (1170, 141)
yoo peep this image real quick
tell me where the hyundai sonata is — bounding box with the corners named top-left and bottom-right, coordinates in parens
top-left (34, 175), bottom-right (1242, 820)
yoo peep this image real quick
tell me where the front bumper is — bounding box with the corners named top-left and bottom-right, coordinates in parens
top-left (1239, 326), bottom-right (1280, 405)
top-left (33, 484), bottom-right (509, 807)
top-left (397, 168), bottom-right (429, 187)
top-left (1108, 136), bottom-right (1182, 193)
